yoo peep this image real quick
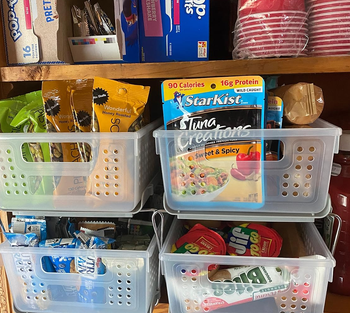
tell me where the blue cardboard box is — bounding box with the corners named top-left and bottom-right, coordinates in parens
top-left (138, 0), bottom-right (210, 62)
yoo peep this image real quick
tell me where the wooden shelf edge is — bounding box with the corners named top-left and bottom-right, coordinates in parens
top-left (153, 293), bottom-right (350, 313)
top-left (2, 56), bottom-right (350, 82)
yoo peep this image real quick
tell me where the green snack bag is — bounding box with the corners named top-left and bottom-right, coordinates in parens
top-left (0, 95), bottom-right (32, 162)
top-left (10, 91), bottom-right (54, 195)
top-left (11, 91), bottom-right (51, 163)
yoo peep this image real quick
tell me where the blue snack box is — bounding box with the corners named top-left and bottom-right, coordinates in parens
top-left (138, 0), bottom-right (210, 62)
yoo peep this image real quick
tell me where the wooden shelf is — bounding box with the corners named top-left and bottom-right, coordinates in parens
top-left (152, 293), bottom-right (350, 313)
top-left (2, 56), bottom-right (350, 82)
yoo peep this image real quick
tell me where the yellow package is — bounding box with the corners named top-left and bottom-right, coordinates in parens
top-left (92, 77), bottom-right (150, 132)
top-left (70, 79), bottom-right (94, 162)
top-left (42, 80), bottom-right (87, 195)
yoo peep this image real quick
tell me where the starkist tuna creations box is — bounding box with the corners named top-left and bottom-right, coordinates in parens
top-left (161, 76), bottom-right (266, 209)
top-left (138, 0), bottom-right (209, 62)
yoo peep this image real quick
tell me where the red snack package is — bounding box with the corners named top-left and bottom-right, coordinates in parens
top-left (173, 224), bottom-right (226, 256)
top-left (226, 223), bottom-right (282, 257)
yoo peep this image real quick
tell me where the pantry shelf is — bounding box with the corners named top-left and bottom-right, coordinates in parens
top-left (2, 56), bottom-right (350, 82)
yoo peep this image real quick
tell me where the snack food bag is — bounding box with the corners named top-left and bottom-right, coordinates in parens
top-left (92, 77), bottom-right (150, 132)
top-left (69, 79), bottom-right (94, 162)
top-left (42, 80), bottom-right (87, 196)
top-left (162, 76), bottom-right (266, 209)
top-left (206, 266), bottom-right (290, 311)
top-left (272, 83), bottom-right (324, 125)
top-left (0, 91), bottom-right (52, 195)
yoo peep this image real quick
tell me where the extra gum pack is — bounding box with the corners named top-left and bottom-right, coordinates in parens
top-left (162, 76), bottom-right (266, 209)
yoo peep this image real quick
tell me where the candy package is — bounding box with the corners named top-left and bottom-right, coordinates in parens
top-left (92, 77), bottom-right (150, 132)
top-left (162, 76), bottom-right (266, 208)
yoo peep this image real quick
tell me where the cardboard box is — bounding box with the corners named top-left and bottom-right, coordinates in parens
top-left (0, 0), bottom-right (73, 65)
top-left (138, 0), bottom-right (210, 62)
top-left (68, 0), bottom-right (141, 64)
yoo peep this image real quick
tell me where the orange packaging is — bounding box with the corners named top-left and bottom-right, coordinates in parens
top-left (42, 80), bottom-right (87, 195)
top-left (92, 77), bottom-right (150, 132)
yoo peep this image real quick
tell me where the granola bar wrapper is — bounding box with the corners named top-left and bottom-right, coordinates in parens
top-left (92, 77), bottom-right (150, 132)
top-left (42, 81), bottom-right (87, 196)
top-left (70, 79), bottom-right (94, 162)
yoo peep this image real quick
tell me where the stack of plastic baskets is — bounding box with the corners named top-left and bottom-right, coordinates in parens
top-left (0, 119), bottom-right (164, 313)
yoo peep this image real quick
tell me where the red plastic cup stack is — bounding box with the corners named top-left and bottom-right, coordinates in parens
top-left (233, 0), bottom-right (308, 59)
top-left (307, 0), bottom-right (350, 56)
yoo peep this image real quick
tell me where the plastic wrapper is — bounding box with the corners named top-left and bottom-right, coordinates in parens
top-left (42, 80), bottom-right (88, 196)
top-left (205, 266), bottom-right (290, 311)
top-left (226, 223), bottom-right (283, 257)
top-left (84, 1), bottom-right (100, 35)
top-left (69, 79), bottom-right (94, 162)
top-left (233, 1), bottom-right (308, 59)
top-left (307, 0), bottom-right (350, 56)
top-left (11, 217), bottom-right (47, 241)
top-left (94, 2), bottom-right (116, 35)
top-left (272, 83), bottom-right (324, 125)
top-left (71, 5), bottom-right (90, 37)
top-left (92, 77), bottom-right (150, 132)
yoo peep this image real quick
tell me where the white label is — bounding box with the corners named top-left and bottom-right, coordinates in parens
top-left (198, 41), bottom-right (207, 58)
top-left (332, 163), bottom-right (341, 176)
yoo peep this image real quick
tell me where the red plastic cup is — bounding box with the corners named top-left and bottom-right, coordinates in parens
top-left (238, 16), bottom-right (308, 27)
top-left (239, 22), bottom-right (308, 33)
top-left (237, 38), bottom-right (308, 49)
top-left (309, 12), bottom-right (350, 22)
top-left (238, 0), bottom-right (306, 17)
top-left (238, 10), bottom-right (307, 22)
top-left (309, 27), bottom-right (350, 36)
top-left (237, 28), bottom-right (308, 40)
top-left (237, 33), bottom-right (308, 43)
top-left (309, 50), bottom-right (350, 56)
top-left (309, 39), bottom-right (350, 46)
top-left (235, 49), bottom-right (307, 59)
top-left (309, 5), bottom-right (350, 15)
top-left (310, 33), bottom-right (350, 40)
top-left (308, 22), bottom-right (350, 31)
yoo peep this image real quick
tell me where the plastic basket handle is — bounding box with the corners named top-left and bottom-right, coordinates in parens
top-left (328, 213), bottom-right (342, 256)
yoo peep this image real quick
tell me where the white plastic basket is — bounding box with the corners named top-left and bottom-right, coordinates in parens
top-left (0, 119), bottom-right (161, 216)
top-left (154, 119), bottom-right (341, 219)
top-left (0, 210), bottom-right (169, 313)
top-left (160, 218), bottom-right (335, 313)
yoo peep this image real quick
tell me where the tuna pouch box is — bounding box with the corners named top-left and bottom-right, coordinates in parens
top-left (162, 76), bottom-right (266, 209)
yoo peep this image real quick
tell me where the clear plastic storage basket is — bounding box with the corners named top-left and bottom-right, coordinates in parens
top-left (160, 218), bottom-right (335, 313)
top-left (0, 224), bottom-right (162, 313)
top-left (0, 119), bottom-right (161, 216)
top-left (154, 119), bottom-right (341, 218)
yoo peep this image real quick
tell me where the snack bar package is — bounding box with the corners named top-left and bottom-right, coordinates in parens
top-left (69, 79), bottom-right (94, 162)
top-left (265, 96), bottom-right (283, 161)
top-left (42, 80), bottom-right (87, 196)
top-left (226, 223), bottom-right (283, 257)
top-left (272, 83), bottom-right (324, 125)
top-left (205, 266), bottom-right (290, 311)
top-left (92, 77), bottom-right (150, 132)
top-left (11, 217), bottom-right (47, 241)
top-left (162, 76), bottom-right (266, 209)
